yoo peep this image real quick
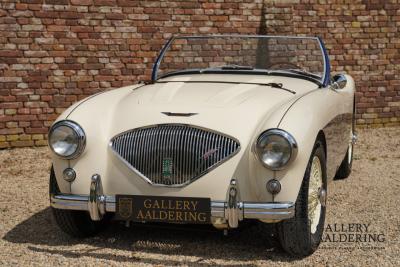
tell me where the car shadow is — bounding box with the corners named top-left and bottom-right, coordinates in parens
top-left (2, 208), bottom-right (303, 264)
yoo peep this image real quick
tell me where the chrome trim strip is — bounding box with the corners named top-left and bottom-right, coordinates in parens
top-left (50, 193), bottom-right (295, 224)
top-left (242, 202), bottom-right (294, 220)
top-left (109, 124), bottom-right (241, 187)
top-left (210, 201), bottom-right (225, 218)
top-left (50, 194), bottom-right (89, 211)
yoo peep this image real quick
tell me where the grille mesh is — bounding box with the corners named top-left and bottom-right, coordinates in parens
top-left (110, 125), bottom-right (240, 186)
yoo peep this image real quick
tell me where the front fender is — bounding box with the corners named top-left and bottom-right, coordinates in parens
top-left (272, 78), bottom-right (354, 203)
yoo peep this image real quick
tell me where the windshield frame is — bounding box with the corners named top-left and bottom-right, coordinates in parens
top-left (151, 35), bottom-right (331, 87)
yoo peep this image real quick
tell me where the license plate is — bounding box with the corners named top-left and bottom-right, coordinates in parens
top-left (115, 195), bottom-right (211, 224)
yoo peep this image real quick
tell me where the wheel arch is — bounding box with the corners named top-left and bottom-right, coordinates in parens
top-left (317, 130), bottom-right (327, 160)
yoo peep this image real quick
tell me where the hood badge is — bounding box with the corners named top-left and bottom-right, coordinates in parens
top-left (161, 112), bottom-right (198, 117)
top-left (162, 158), bottom-right (173, 181)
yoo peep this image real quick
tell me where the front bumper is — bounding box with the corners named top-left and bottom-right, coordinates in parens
top-left (50, 174), bottom-right (295, 228)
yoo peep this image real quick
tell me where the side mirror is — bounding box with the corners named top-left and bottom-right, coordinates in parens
top-left (331, 74), bottom-right (347, 90)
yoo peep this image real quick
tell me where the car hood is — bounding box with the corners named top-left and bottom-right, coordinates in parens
top-left (67, 74), bottom-right (317, 144)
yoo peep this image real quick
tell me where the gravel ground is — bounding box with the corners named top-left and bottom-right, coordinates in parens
top-left (0, 127), bottom-right (399, 266)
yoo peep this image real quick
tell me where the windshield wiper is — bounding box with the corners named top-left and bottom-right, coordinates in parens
top-left (270, 68), bottom-right (321, 79)
top-left (264, 82), bottom-right (295, 94)
top-left (266, 69), bottom-right (322, 87)
top-left (155, 80), bottom-right (296, 94)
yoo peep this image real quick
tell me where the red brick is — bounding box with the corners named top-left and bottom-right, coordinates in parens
top-left (117, 0), bottom-right (138, 7)
top-left (106, 13), bottom-right (126, 20)
top-left (58, 64), bottom-right (82, 70)
top-left (34, 11), bottom-right (59, 18)
top-left (149, 14), bottom-right (171, 21)
top-left (15, 3), bottom-right (28, 10)
top-left (10, 140), bottom-right (35, 147)
top-left (71, 0), bottom-right (92, 5)
top-left (20, 0), bottom-right (42, 3)
top-left (47, 25), bottom-right (69, 32)
top-left (59, 12), bottom-right (83, 19)
top-left (0, 128), bottom-right (24, 135)
top-left (27, 4), bottom-right (42, 11)
top-left (45, 0), bottom-right (68, 4)
top-left (0, 102), bottom-right (23, 109)
top-left (24, 51), bottom-right (48, 57)
top-left (191, 15), bottom-right (209, 21)
top-left (138, 27), bottom-right (158, 33)
top-left (0, 50), bottom-right (23, 57)
top-left (84, 64), bottom-right (104, 70)
top-left (94, 0), bottom-right (116, 6)
top-left (25, 127), bottom-right (49, 134)
top-left (71, 26), bottom-right (93, 32)
top-left (0, 1), bottom-right (399, 148)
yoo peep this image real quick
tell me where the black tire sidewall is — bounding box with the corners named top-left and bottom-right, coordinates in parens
top-left (49, 165), bottom-right (109, 237)
top-left (277, 140), bottom-right (328, 256)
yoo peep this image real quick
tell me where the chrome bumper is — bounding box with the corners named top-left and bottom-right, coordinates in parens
top-left (50, 175), bottom-right (295, 228)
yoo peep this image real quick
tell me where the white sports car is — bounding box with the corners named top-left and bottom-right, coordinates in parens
top-left (48, 35), bottom-right (356, 256)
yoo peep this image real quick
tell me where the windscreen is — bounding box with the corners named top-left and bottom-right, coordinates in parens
top-left (155, 36), bottom-right (327, 84)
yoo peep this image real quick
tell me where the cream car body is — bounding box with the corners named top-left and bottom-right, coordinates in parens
top-left (49, 35), bottom-right (355, 256)
top-left (52, 73), bottom-right (354, 203)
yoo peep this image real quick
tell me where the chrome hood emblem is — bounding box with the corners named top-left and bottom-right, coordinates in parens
top-left (161, 112), bottom-right (198, 117)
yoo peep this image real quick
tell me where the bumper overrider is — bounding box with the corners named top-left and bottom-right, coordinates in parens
top-left (50, 174), bottom-right (295, 228)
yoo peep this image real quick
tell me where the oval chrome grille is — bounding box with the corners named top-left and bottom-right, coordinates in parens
top-left (110, 125), bottom-right (240, 186)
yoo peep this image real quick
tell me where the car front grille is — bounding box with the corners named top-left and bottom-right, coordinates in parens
top-left (110, 124), bottom-right (240, 186)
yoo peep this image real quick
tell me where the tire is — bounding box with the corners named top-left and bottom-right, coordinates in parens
top-left (276, 140), bottom-right (327, 257)
top-left (334, 142), bottom-right (353, 180)
top-left (49, 166), bottom-right (109, 238)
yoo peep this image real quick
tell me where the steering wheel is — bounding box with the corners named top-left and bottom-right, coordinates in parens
top-left (267, 62), bottom-right (303, 70)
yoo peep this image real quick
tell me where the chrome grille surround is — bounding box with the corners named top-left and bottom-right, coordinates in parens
top-left (109, 124), bottom-right (241, 187)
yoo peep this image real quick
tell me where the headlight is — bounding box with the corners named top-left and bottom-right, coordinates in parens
top-left (48, 120), bottom-right (86, 159)
top-left (255, 129), bottom-right (297, 170)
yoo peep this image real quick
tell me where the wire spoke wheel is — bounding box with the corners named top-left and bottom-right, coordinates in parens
top-left (308, 156), bottom-right (323, 234)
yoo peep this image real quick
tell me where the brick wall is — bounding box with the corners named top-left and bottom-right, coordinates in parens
top-left (0, 0), bottom-right (399, 148)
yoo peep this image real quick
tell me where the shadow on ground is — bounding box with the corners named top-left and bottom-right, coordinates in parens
top-left (3, 208), bottom-right (301, 265)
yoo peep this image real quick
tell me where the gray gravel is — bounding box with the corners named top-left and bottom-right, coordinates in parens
top-left (0, 127), bottom-right (399, 266)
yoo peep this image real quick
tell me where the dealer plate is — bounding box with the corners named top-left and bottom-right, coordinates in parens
top-left (115, 195), bottom-right (211, 224)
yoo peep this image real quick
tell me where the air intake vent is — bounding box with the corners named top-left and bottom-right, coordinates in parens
top-left (110, 124), bottom-right (240, 186)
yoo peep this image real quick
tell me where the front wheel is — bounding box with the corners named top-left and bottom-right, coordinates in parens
top-left (50, 167), bottom-right (109, 238)
top-left (277, 140), bottom-right (327, 256)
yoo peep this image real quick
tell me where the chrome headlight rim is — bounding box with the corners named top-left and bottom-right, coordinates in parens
top-left (255, 129), bottom-right (298, 171)
top-left (48, 120), bottom-right (86, 159)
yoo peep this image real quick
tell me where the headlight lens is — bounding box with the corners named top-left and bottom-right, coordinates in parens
top-left (255, 129), bottom-right (297, 170)
top-left (48, 120), bottom-right (85, 159)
